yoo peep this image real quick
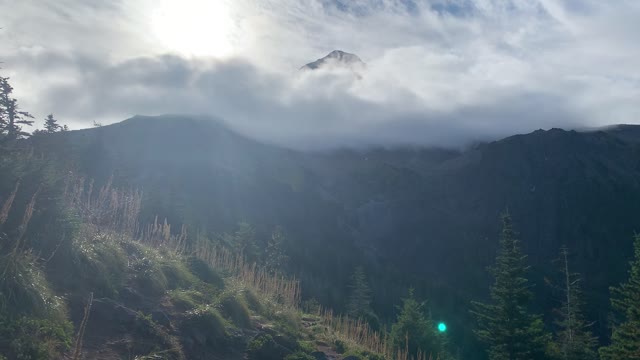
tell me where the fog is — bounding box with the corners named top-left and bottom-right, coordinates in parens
top-left (1, 0), bottom-right (639, 149)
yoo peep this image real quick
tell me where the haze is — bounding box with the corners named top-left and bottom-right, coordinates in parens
top-left (1, 0), bottom-right (639, 148)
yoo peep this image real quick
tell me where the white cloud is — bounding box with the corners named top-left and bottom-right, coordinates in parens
top-left (1, 0), bottom-right (639, 149)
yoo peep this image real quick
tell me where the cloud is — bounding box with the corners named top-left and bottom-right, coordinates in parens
top-left (1, 0), bottom-right (639, 149)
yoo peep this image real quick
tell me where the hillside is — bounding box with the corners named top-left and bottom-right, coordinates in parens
top-left (14, 115), bottom-right (640, 358)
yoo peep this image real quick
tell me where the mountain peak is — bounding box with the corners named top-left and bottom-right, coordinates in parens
top-left (300, 50), bottom-right (365, 71)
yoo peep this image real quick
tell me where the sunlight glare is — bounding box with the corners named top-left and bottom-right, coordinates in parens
top-left (151, 0), bottom-right (234, 57)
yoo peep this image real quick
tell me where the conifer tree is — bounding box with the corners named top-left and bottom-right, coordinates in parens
top-left (265, 226), bottom-right (289, 273)
top-left (472, 213), bottom-right (551, 360)
top-left (43, 114), bottom-right (61, 133)
top-left (0, 76), bottom-right (33, 139)
top-left (229, 221), bottom-right (259, 262)
top-left (551, 247), bottom-right (598, 360)
top-left (345, 266), bottom-right (379, 329)
top-left (599, 234), bottom-right (640, 359)
top-left (391, 289), bottom-right (448, 359)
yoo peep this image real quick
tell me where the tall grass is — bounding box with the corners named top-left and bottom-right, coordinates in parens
top-left (319, 308), bottom-right (436, 360)
top-left (63, 174), bottom-right (301, 309)
top-left (194, 242), bottom-right (301, 309)
top-left (63, 175), bottom-right (142, 237)
top-left (60, 176), bottom-right (438, 359)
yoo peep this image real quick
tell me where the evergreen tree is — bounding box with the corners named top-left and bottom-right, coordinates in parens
top-left (345, 266), bottom-right (379, 329)
top-left (0, 76), bottom-right (33, 140)
top-left (346, 266), bottom-right (372, 317)
top-left (265, 226), bottom-right (289, 273)
top-left (550, 247), bottom-right (598, 360)
top-left (224, 221), bottom-right (259, 262)
top-left (599, 234), bottom-right (640, 359)
top-left (472, 213), bottom-right (551, 360)
top-left (390, 289), bottom-right (447, 359)
top-left (43, 114), bottom-right (61, 133)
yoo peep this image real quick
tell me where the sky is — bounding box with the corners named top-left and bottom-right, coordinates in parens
top-left (0, 0), bottom-right (639, 149)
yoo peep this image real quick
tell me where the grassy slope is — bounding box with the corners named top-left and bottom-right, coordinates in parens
top-left (0, 146), bottom-right (389, 360)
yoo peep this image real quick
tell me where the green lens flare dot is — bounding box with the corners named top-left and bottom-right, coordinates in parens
top-left (438, 322), bottom-right (447, 332)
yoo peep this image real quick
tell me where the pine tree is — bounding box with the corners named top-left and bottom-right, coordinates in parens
top-left (265, 226), bottom-right (289, 273)
top-left (43, 114), bottom-right (61, 133)
top-left (472, 213), bottom-right (551, 360)
top-left (345, 266), bottom-right (379, 329)
top-left (390, 289), bottom-right (447, 359)
top-left (0, 76), bottom-right (33, 140)
top-left (346, 266), bottom-right (372, 317)
top-left (599, 234), bottom-right (640, 359)
top-left (551, 247), bottom-right (598, 360)
top-left (227, 221), bottom-right (259, 262)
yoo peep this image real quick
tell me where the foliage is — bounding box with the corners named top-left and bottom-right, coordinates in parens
top-left (0, 314), bottom-right (73, 360)
top-left (168, 289), bottom-right (202, 311)
top-left (247, 334), bottom-right (289, 360)
top-left (43, 114), bottom-right (62, 134)
top-left (0, 250), bottom-right (64, 318)
top-left (599, 234), bottom-right (640, 359)
top-left (243, 287), bottom-right (266, 315)
top-left (346, 266), bottom-right (379, 329)
top-left (334, 339), bottom-right (347, 353)
top-left (284, 351), bottom-right (315, 360)
top-left (65, 233), bottom-right (128, 297)
top-left (181, 306), bottom-right (228, 343)
top-left (0, 76), bottom-right (33, 140)
top-left (186, 256), bottom-right (224, 288)
top-left (472, 213), bottom-right (551, 360)
top-left (390, 289), bottom-right (447, 359)
top-left (223, 222), bottom-right (259, 263)
top-left (218, 289), bottom-right (253, 328)
top-left (549, 247), bottom-right (598, 360)
top-left (265, 226), bottom-right (289, 273)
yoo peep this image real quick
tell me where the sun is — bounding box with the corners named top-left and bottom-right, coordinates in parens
top-left (151, 0), bottom-right (235, 57)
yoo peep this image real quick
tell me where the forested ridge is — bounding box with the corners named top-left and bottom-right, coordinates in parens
top-left (1, 75), bottom-right (640, 359)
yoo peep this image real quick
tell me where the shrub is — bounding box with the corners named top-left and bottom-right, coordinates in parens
top-left (160, 259), bottom-right (197, 290)
top-left (0, 314), bottom-right (73, 359)
top-left (168, 289), bottom-right (201, 311)
top-left (68, 234), bottom-right (127, 297)
top-left (273, 309), bottom-right (302, 338)
top-left (218, 290), bottom-right (252, 329)
top-left (334, 339), bottom-right (347, 354)
top-left (247, 334), bottom-right (289, 360)
top-left (284, 351), bottom-right (315, 360)
top-left (0, 250), bottom-right (64, 317)
top-left (243, 288), bottom-right (265, 315)
top-left (181, 306), bottom-right (228, 346)
top-left (186, 257), bottom-right (224, 288)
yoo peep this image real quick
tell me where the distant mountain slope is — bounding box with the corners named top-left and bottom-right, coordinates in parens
top-left (32, 115), bottom-right (640, 359)
top-left (300, 50), bottom-right (365, 71)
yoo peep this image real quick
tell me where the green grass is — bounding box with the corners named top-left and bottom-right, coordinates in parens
top-left (218, 289), bottom-right (252, 329)
top-left (0, 314), bottom-right (73, 360)
top-left (69, 233), bottom-right (127, 297)
top-left (160, 258), bottom-right (197, 290)
top-left (243, 288), bottom-right (266, 315)
top-left (0, 250), bottom-right (65, 317)
top-left (186, 257), bottom-right (224, 288)
top-left (181, 306), bottom-right (228, 345)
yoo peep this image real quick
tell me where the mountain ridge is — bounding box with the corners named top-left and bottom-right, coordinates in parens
top-left (28, 114), bottom-right (640, 358)
top-left (300, 50), bottom-right (366, 71)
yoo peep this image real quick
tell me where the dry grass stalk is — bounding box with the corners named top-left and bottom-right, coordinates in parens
top-left (320, 308), bottom-right (435, 360)
top-left (71, 292), bottom-right (94, 360)
top-left (138, 216), bottom-right (188, 255)
top-left (64, 175), bottom-right (142, 237)
top-left (17, 184), bottom-right (41, 241)
top-left (194, 241), bottom-right (301, 309)
top-left (0, 180), bottom-right (19, 226)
